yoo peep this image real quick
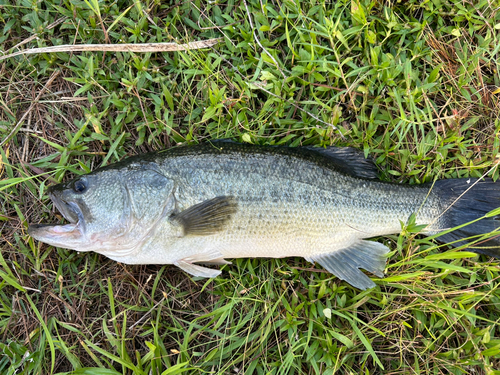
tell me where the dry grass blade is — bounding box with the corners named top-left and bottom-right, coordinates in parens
top-left (0, 70), bottom-right (60, 147)
top-left (0, 39), bottom-right (223, 62)
top-left (8, 17), bottom-right (67, 53)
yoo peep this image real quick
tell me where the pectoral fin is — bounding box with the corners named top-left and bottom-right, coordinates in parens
top-left (307, 241), bottom-right (389, 290)
top-left (170, 196), bottom-right (237, 236)
top-left (174, 249), bottom-right (231, 278)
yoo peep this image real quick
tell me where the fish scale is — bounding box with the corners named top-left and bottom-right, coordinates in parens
top-left (29, 142), bottom-right (500, 290)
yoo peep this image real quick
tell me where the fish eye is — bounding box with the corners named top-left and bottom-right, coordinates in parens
top-left (73, 179), bottom-right (87, 194)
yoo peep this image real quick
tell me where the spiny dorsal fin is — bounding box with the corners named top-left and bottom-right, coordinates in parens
top-left (208, 141), bottom-right (379, 179)
top-left (306, 240), bottom-right (389, 290)
top-left (305, 146), bottom-right (379, 179)
top-left (170, 196), bottom-right (237, 236)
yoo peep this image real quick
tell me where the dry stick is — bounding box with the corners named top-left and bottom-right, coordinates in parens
top-left (0, 70), bottom-right (60, 147)
top-left (0, 38), bottom-right (223, 62)
top-left (0, 38), bottom-right (221, 146)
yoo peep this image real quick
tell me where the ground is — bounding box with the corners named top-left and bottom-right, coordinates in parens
top-left (0, 0), bottom-right (500, 374)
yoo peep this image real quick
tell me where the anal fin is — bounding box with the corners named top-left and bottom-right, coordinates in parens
top-left (307, 240), bottom-right (389, 290)
top-left (174, 249), bottom-right (231, 278)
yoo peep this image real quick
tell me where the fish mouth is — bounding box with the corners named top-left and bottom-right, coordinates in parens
top-left (28, 193), bottom-right (86, 249)
top-left (50, 192), bottom-right (81, 224)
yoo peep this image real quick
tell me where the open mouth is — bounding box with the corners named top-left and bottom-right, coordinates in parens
top-left (28, 194), bottom-right (85, 248)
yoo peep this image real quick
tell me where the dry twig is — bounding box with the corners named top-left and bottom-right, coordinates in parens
top-left (0, 39), bottom-right (222, 62)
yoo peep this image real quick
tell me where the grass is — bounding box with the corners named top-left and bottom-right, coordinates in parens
top-left (0, 0), bottom-right (500, 373)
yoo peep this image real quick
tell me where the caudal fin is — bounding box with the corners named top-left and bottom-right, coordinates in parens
top-left (434, 178), bottom-right (500, 258)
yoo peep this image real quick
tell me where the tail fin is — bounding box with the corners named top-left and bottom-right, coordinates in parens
top-left (434, 178), bottom-right (500, 258)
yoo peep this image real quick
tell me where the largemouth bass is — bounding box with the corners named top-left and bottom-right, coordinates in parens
top-left (28, 142), bottom-right (500, 289)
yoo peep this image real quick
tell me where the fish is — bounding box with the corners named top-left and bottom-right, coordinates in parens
top-left (28, 141), bottom-right (500, 290)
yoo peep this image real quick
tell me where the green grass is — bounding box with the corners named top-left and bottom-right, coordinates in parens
top-left (1, 0), bottom-right (500, 373)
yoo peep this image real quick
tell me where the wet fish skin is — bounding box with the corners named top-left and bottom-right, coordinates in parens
top-left (28, 142), bottom-right (500, 290)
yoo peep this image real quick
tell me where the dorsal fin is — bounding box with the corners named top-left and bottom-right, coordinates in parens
top-left (304, 146), bottom-right (379, 179)
top-left (209, 140), bottom-right (380, 179)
